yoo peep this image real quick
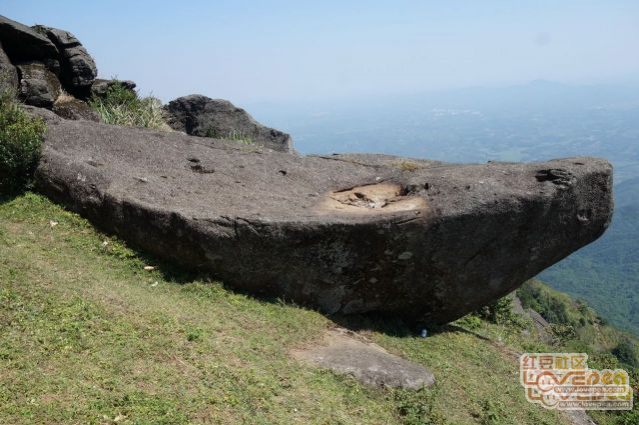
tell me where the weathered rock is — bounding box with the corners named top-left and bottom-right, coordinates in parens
top-left (0, 15), bottom-right (59, 72)
top-left (292, 329), bottom-right (435, 389)
top-left (17, 62), bottom-right (61, 107)
top-left (52, 95), bottom-right (100, 121)
top-left (0, 41), bottom-right (18, 92)
top-left (35, 25), bottom-right (97, 97)
top-left (164, 95), bottom-right (293, 152)
top-left (90, 78), bottom-right (136, 98)
top-left (32, 114), bottom-right (613, 323)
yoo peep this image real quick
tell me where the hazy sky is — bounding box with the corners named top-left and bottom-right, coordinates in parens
top-left (4, 1), bottom-right (639, 103)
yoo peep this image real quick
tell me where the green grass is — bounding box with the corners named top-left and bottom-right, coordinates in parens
top-left (0, 193), bottom-right (602, 424)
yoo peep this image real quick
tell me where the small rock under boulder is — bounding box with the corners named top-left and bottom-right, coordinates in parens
top-left (34, 25), bottom-right (97, 98)
top-left (292, 328), bottom-right (435, 389)
top-left (164, 95), bottom-right (293, 152)
top-left (17, 62), bottom-right (61, 108)
top-left (32, 112), bottom-right (613, 324)
top-left (52, 94), bottom-right (100, 121)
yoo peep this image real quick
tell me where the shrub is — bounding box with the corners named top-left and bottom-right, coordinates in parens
top-left (0, 86), bottom-right (46, 196)
top-left (589, 352), bottom-right (621, 370)
top-left (476, 297), bottom-right (515, 324)
top-left (456, 314), bottom-right (483, 330)
top-left (89, 81), bottom-right (169, 130)
top-left (612, 338), bottom-right (639, 368)
top-left (517, 280), bottom-right (574, 325)
top-left (475, 296), bottom-right (529, 328)
top-left (549, 323), bottom-right (576, 346)
top-left (392, 386), bottom-right (446, 425)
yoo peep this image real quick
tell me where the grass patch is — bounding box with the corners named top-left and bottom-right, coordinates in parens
top-left (204, 128), bottom-right (255, 145)
top-left (89, 81), bottom-right (170, 130)
top-left (390, 160), bottom-right (421, 172)
top-left (0, 193), bottom-right (616, 424)
top-left (0, 86), bottom-right (46, 196)
top-left (0, 193), bottom-right (394, 424)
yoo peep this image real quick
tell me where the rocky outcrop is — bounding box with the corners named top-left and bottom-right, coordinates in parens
top-left (164, 95), bottom-right (293, 152)
top-left (34, 25), bottom-right (97, 97)
top-left (32, 111), bottom-right (613, 324)
top-left (0, 15), bottom-right (103, 112)
top-left (16, 62), bottom-right (61, 108)
top-left (0, 15), bottom-right (59, 69)
top-left (90, 78), bottom-right (136, 98)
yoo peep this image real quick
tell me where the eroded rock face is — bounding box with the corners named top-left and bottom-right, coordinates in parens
top-left (0, 15), bottom-right (59, 69)
top-left (0, 41), bottom-right (18, 92)
top-left (35, 26), bottom-right (97, 97)
top-left (32, 112), bottom-right (613, 324)
top-left (17, 62), bottom-right (61, 108)
top-left (164, 95), bottom-right (293, 152)
top-left (0, 15), bottom-right (99, 109)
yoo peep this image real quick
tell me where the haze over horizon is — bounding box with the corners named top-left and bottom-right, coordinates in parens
top-left (4, 0), bottom-right (639, 103)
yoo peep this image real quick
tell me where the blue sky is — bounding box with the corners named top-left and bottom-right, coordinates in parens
top-left (4, 1), bottom-right (639, 102)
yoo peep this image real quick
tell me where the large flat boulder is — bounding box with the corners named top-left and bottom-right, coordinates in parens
top-left (164, 95), bottom-right (293, 153)
top-left (33, 111), bottom-right (613, 323)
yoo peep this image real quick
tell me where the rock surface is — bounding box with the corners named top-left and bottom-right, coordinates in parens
top-left (32, 112), bottom-right (613, 323)
top-left (0, 15), bottom-right (100, 112)
top-left (292, 328), bottom-right (435, 389)
top-left (35, 26), bottom-right (97, 97)
top-left (16, 62), bottom-right (61, 108)
top-left (52, 95), bottom-right (100, 121)
top-left (0, 41), bottom-right (18, 92)
top-left (164, 95), bottom-right (293, 152)
top-left (0, 15), bottom-right (59, 68)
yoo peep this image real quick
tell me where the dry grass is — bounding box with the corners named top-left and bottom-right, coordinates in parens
top-left (390, 160), bottom-right (421, 172)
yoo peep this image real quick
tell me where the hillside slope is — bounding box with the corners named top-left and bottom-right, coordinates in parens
top-left (540, 203), bottom-right (639, 336)
top-left (0, 193), bottom-right (636, 424)
top-left (0, 193), bottom-right (570, 424)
